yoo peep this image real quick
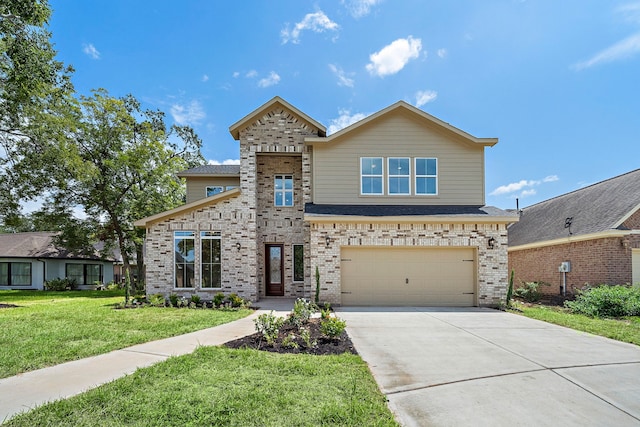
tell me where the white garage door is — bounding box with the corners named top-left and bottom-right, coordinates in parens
top-left (340, 247), bottom-right (476, 306)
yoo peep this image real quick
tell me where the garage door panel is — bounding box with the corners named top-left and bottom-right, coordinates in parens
top-left (341, 247), bottom-right (476, 306)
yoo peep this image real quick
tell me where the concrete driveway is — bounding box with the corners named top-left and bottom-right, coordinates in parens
top-left (337, 307), bottom-right (640, 427)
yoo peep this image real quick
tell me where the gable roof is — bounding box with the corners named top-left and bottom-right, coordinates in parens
top-left (176, 164), bottom-right (240, 177)
top-left (229, 96), bottom-right (326, 140)
top-left (0, 232), bottom-right (111, 261)
top-left (508, 169), bottom-right (640, 248)
top-left (305, 100), bottom-right (498, 147)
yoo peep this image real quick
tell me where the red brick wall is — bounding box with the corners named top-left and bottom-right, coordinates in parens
top-left (508, 237), bottom-right (634, 295)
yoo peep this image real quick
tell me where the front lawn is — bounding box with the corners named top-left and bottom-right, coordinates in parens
top-left (4, 346), bottom-right (398, 426)
top-left (0, 291), bottom-right (250, 378)
top-left (512, 303), bottom-right (640, 346)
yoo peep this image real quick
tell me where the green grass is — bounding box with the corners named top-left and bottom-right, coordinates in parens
top-left (5, 346), bottom-right (398, 427)
top-left (512, 303), bottom-right (640, 346)
top-left (0, 291), bottom-right (250, 378)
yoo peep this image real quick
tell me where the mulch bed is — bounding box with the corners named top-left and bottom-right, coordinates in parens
top-left (225, 317), bottom-right (358, 356)
top-left (0, 303), bottom-right (19, 309)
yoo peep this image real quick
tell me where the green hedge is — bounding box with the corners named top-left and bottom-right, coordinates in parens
top-left (564, 285), bottom-right (640, 317)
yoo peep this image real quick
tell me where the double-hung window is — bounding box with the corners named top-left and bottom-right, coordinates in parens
top-left (201, 231), bottom-right (222, 288)
top-left (174, 231), bottom-right (195, 288)
top-left (360, 157), bottom-right (383, 195)
top-left (415, 158), bottom-right (438, 195)
top-left (388, 157), bottom-right (410, 195)
top-left (274, 175), bottom-right (293, 206)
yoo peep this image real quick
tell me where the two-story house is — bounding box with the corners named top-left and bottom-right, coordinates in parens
top-left (134, 97), bottom-right (518, 306)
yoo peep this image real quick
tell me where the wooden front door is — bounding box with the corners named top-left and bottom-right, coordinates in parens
top-left (265, 244), bottom-right (284, 296)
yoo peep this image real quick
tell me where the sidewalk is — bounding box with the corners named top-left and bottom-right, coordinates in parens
top-left (0, 298), bottom-right (294, 423)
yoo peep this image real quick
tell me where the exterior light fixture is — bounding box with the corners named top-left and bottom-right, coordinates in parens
top-left (325, 235), bottom-right (331, 247)
top-left (236, 242), bottom-right (241, 251)
top-left (487, 237), bottom-right (496, 249)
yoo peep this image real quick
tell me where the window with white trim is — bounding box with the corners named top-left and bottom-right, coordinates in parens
top-left (415, 158), bottom-right (438, 195)
top-left (274, 175), bottom-right (293, 206)
top-left (293, 244), bottom-right (304, 282)
top-left (201, 231), bottom-right (221, 288)
top-left (174, 231), bottom-right (195, 288)
top-left (360, 157), bottom-right (383, 195)
top-left (206, 186), bottom-right (224, 197)
top-left (388, 157), bottom-right (410, 195)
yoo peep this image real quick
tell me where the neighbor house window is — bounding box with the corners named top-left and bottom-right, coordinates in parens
top-left (274, 174), bottom-right (293, 206)
top-left (65, 263), bottom-right (103, 286)
top-left (225, 186), bottom-right (237, 191)
top-left (293, 244), bottom-right (304, 282)
top-left (201, 231), bottom-right (221, 288)
top-left (174, 231), bottom-right (195, 288)
top-left (0, 262), bottom-right (31, 286)
top-left (361, 157), bottom-right (383, 195)
top-left (388, 157), bottom-right (410, 195)
top-left (415, 158), bottom-right (438, 195)
top-left (206, 186), bottom-right (224, 197)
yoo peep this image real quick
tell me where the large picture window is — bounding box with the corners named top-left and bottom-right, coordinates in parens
top-left (415, 158), bottom-right (438, 195)
top-left (293, 244), bottom-right (304, 282)
top-left (274, 174), bottom-right (294, 206)
top-left (388, 157), bottom-right (410, 195)
top-left (65, 263), bottom-right (103, 286)
top-left (0, 262), bottom-right (31, 286)
top-left (174, 231), bottom-right (195, 288)
top-left (361, 157), bottom-right (383, 195)
top-left (201, 231), bottom-right (222, 288)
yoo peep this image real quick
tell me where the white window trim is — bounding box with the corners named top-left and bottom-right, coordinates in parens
top-left (387, 157), bottom-right (411, 196)
top-left (414, 157), bottom-right (438, 196)
top-left (205, 186), bottom-right (224, 198)
top-left (200, 231), bottom-right (222, 289)
top-left (292, 244), bottom-right (304, 283)
top-left (174, 231), bottom-right (196, 289)
top-left (360, 157), bottom-right (384, 195)
top-left (274, 174), bottom-right (294, 207)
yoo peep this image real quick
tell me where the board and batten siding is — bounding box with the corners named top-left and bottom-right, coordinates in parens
top-left (185, 177), bottom-right (241, 204)
top-left (311, 110), bottom-right (486, 205)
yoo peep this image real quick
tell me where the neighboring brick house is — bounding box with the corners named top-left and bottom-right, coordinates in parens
top-left (135, 97), bottom-right (517, 306)
top-left (508, 169), bottom-right (640, 296)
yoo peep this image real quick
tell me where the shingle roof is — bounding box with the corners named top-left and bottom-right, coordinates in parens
top-left (305, 203), bottom-right (515, 218)
top-left (0, 232), bottom-right (110, 260)
top-left (176, 164), bottom-right (240, 177)
top-left (508, 169), bottom-right (640, 247)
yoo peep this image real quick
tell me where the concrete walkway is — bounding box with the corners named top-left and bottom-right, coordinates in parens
top-left (0, 299), bottom-right (293, 423)
top-left (337, 307), bottom-right (640, 427)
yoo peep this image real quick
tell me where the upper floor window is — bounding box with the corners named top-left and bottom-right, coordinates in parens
top-left (388, 157), bottom-right (410, 195)
top-left (206, 186), bottom-right (224, 197)
top-left (415, 158), bottom-right (438, 195)
top-left (361, 157), bottom-right (383, 195)
top-left (274, 175), bottom-right (293, 206)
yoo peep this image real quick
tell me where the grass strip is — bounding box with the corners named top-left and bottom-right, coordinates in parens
top-left (5, 346), bottom-right (398, 426)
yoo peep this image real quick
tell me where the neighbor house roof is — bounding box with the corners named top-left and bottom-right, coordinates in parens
top-left (305, 204), bottom-right (517, 223)
top-left (508, 169), bottom-right (640, 248)
top-left (305, 100), bottom-right (498, 147)
top-left (176, 164), bottom-right (240, 177)
top-left (229, 96), bottom-right (326, 140)
top-left (0, 232), bottom-right (111, 260)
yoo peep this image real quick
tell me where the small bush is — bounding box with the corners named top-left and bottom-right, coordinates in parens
top-left (282, 333), bottom-right (299, 349)
top-left (254, 311), bottom-right (285, 346)
top-left (514, 281), bottom-right (550, 303)
top-left (105, 282), bottom-right (121, 291)
top-left (564, 285), bottom-right (640, 318)
top-left (287, 298), bottom-right (315, 327)
top-left (228, 293), bottom-right (245, 308)
top-left (320, 316), bottom-right (347, 339)
top-left (168, 294), bottom-right (180, 307)
top-left (149, 294), bottom-right (166, 307)
top-left (213, 292), bottom-right (225, 307)
top-left (44, 278), bottom-right (75, 291)
top-left (299, 326), bottom-right (317, 349)
top-left (190, 295), bottom-right (201, 306)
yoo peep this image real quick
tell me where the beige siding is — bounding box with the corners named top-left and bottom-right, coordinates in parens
top-left (185, 177), bottom-right (241, 203)
top-left (312, 110), bottom-right (485, 205)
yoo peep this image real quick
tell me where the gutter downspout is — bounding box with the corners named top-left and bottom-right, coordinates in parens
top-left (36, 258), bottom-right (46, 290)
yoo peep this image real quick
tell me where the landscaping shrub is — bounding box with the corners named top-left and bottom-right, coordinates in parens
top-left (514, 281), bottom-right (550, 302)
top-left (287, 298), bottom-right (315, 327)
top-left (44, 278), bottom-right (75, 291)
top-left (149, 293), bottom-right (166, 307)
top-left (564, 285), bottom-right (640, 318)
top-left (213, 292), bottom-right (225, 307)
top-left (320, 316), bottom-right (347, 339)
top-left (254, 311), bottom-right (285, 346)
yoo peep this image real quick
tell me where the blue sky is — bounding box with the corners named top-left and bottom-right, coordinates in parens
top-left (47, 0), bottom-right (640, 210)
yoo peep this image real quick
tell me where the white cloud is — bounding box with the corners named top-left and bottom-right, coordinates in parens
top-left (366, 36), bottom-right (422, 77)
top-left (437, 48), bottom-right (447, 58)
top-left (201, 74), bottom-right (209, 82)
top-left (490, 175), bottom-right (559, 197)
top-left (415, 90), bottom-right (437, 107)
top-left (82, 43), bottom-right (100, 59)
top-left (246, 70), bottom-right (258, 78)
top-left (328, 64), bottom-right (355, 87)
top-left (328, 109), bottom-right (369, 135)
top-left (342, 0), bottom-right (382, 18)
top-left (208, 159), bottom-right (240, 165)
top-left (573, 31), bottom-right (640, 70)
top-left (281, 11), bottom-right (339, 44)
top-left (257, 71), bottom-right (280, 88)
top-left (170, 100), bottom-right (206, 125)
top-left (232, 71), bottom-right (240, 78)
top-left (617, 2), bottom-right (640, 23)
